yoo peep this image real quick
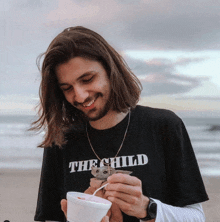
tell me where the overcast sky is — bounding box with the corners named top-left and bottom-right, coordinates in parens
top-left (1, 0), bottom-right (220, 116)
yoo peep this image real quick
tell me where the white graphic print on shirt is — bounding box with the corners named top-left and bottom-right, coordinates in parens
top-left (69, 153), bottom-right (148, 173)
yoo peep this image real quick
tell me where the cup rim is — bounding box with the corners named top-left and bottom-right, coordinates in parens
top-left (67, 191), bottom-right (112, 209)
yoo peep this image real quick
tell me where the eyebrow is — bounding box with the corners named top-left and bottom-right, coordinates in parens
top-left (58, 71), bottom-right (96, 86)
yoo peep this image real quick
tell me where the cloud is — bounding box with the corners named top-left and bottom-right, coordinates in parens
top-left (176, 80), bottom-right (220, 100)
top-left (109, 0), bottom-right (220, 50)
top-left (174, 58), bottom-right (208, 66)
top-left (124, 56), bottom-right (206, 96)
top-left (2, 0), bottom-right (220, 52)
top-left (140, 79), bottom-right (199, 96)
top-left (45, 0), bottom-right (122, 29)
top-left (139, 95), bottom-right (220, 117)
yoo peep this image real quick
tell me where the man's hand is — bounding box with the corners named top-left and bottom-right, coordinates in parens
top-left (105, 173), bottom-right (150, 219)
top-left (60, 199), bottom-right (109, 222)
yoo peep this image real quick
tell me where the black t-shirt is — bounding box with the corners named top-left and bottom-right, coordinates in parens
top-left (34, 105), bottom-right (209, 221)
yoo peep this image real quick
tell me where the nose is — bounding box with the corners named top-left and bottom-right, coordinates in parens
top-left (73, 86), bottom-right (89, 104)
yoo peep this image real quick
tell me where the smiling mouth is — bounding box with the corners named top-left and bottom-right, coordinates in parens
top-left (82, 97), bottom-right (97, 110)
top-left (83, 99), bottom-right (95, 107)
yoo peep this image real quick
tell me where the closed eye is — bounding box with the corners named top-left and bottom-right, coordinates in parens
top-left (61, 86), bottom-right (72, 92)
top-left (81, 76), bottom-right (94, 83)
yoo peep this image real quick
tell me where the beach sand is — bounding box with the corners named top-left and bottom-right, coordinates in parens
top-left (0, 169), bottom-right (219, 222)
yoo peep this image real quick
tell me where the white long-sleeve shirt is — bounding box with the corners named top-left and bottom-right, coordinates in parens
top-left (141, 199), bottom-right (205, 222)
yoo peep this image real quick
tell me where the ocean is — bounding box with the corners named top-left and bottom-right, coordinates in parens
top-left (0, 115), bottom-right (220, 177)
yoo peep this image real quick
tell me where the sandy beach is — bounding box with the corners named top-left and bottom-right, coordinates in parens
top-left (0, 169), bottom-right (219, 222)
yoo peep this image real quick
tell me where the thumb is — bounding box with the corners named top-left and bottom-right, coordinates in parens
top-left (60, 199), bottom-right (67, 218)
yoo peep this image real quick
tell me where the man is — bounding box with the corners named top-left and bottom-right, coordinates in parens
top-left (34, 26), bottom-right (208, 222)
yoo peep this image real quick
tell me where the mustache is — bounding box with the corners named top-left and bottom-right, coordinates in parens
top-left (73, 93), bottom-right (102, 107)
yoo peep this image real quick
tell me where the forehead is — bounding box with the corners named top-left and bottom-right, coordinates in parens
top-left (56, 57), bottom-right (106, 82)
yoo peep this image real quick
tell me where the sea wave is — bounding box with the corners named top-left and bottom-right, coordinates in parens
top-left (0, 159), bottom-right (42, 169)
top-left (200, 168), bottom-right (220, 177)
top-left (207, 125), bottom-right (220, 131)
top-left (0, 123), bottom-right (32, 136)
top-left (196, 153), bottom-right (220, 160)
top-left (192, 141), bottom-right (220, 150)
top-left (0, 135), bottom-right (43, 149)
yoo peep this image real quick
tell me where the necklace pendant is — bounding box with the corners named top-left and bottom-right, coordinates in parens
top-left (107, 164), bottom-right (113, 174)
top-left (91, 165), bottom-right (116, 180)
top-left (91, 165), bottom-right (133, 180)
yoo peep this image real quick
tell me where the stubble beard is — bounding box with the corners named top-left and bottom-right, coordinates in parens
top-left (84, 93), bottom-right (112, 122)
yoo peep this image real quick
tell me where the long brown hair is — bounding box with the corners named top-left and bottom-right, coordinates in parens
top-left (31, 26), bottom-right (142, 148)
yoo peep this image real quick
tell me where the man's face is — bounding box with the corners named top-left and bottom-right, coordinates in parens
top-left (56, 57), bottom-right (112, 121)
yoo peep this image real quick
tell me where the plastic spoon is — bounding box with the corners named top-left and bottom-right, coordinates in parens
top-left (88, 183), bottom-right (109, 201)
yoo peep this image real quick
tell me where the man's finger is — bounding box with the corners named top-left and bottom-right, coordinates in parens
top-left (105, 190), bottom-right (139, 204)
top-left (107, 173), bottom-right (141, 186)
top-left (60, 199), bottom-right (67, 218)
top-left (101, 215), bottom-right (109, 222)
top-left (105, 182), bottom-right (142, 196)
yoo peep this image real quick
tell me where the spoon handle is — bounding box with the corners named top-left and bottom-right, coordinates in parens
top-left (93, 183), bottom-right (109, 196)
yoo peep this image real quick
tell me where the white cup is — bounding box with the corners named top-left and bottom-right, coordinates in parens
top-left (67, 192), bottom-right (112, 222)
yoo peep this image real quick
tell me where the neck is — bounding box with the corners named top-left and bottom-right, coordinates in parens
top-left (89, 110), bottom-right (129, 130)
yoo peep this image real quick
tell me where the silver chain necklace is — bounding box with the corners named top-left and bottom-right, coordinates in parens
top-left (86, 111), bottom-right (131, 167)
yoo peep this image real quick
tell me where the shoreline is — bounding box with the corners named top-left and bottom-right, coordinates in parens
top-left (0, 169), bottom-right (219, 222)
